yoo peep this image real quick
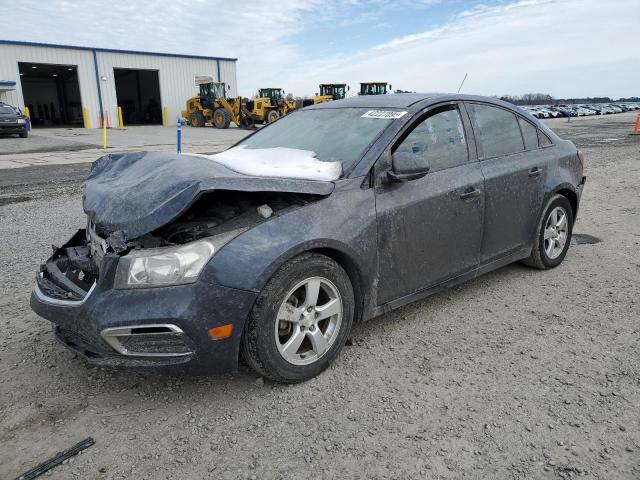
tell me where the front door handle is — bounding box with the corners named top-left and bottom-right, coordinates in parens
top-left (528, 167), bottom-right (543, 177)
top-left (459, 188), bottom-right (481, 201)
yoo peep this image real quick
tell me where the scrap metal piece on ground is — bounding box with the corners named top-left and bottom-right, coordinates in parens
top-left (16, 437), bottom-right (95, 480)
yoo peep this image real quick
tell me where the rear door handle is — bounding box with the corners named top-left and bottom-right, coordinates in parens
top-left (459, 188), bottom-right (481, 200)
top-left (528, 167), bottom-right (543, 177)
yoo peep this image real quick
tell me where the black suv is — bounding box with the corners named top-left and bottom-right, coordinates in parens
top-left (0, 103), bottom-right (28, 138)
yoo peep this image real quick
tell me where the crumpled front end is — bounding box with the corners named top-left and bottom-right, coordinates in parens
top-left (30, 223), bottom-right (258, 373)
top-left (31, 149), bottom-right (333, 373)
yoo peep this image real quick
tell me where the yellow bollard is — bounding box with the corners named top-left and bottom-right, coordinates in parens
top-left (82, 107), bottom-right (90, 128)
top-left (118, 106), bottom-right (124, 129)
top-left (103, 111), bottom-right (107, 149)
top-left (163, 106), bottom-right (169, 126)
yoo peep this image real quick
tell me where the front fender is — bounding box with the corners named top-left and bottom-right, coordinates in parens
top-left (200, 185), bottom-right (378, 298)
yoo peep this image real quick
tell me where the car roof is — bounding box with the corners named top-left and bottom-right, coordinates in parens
top-left (307, 93), bottom-right (445, 109)
top-left (305, 93), bottom-right (533, 113)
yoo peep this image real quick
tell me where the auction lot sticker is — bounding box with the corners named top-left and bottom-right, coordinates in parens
top-left (361, 110), bottom-right (408, 119)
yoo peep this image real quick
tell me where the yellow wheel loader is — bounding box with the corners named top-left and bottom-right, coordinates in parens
top-left (303, 84), bottom-right (349, 106)
top-left (181, 78), bottom-right (254, 129)
top-left (359, 82), bottom-right (392, 95)
top-left (247, 88), bottom-right (298, 124)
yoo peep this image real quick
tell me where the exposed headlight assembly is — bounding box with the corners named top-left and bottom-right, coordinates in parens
top-left (114, 229), bottom-right (243, 289)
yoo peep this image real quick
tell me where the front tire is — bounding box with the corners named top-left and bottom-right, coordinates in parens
top-left (212, 108), bottom-right (231, 129)
top-left (241, 253), bottom-right (354, 383)
top-left (523, 194), bottom-right (573, 269)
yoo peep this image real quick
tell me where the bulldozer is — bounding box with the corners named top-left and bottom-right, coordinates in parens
top-left (303, 84), bottom-right (349, 106)
top-left (359, 82), bottom-right (392, 95)
top-left (182, 77), bottom-right (253, 129)
top-left (247, 88), bottom-right (298, 124)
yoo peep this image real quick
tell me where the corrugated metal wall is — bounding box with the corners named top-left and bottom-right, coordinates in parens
top-left (0, 42), bottom-right (237, 128)
top-left (95, 52), bottom-right (237, 127)
top-left (0, 43), bottom-right (99, 125)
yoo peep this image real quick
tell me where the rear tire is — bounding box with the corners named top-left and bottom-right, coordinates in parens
top-left (212, 108), bottom-right (231, 129)
top-left (190, 111), bottom-right (206, 127)
top-left (266, 110), bottom-right (280, 123)
top-left (241, 253), bottom-right (354, 383)
top-left (522, 194), bottom-right (573, 269)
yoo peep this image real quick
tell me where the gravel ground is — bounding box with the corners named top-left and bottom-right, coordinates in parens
top-left (0, 112), bottom-right (639, 480)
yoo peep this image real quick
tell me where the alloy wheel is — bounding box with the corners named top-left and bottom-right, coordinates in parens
top-left (544, 206), bottom-right (569, 259)
top-left (274, 277), bottom-right (343, 366)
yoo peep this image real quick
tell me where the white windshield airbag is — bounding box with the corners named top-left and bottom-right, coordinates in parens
top-left (196, 145), bottom-right (343, 181)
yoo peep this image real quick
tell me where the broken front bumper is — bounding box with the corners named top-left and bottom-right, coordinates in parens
top-left (30, 230), bottom-right (258, 374)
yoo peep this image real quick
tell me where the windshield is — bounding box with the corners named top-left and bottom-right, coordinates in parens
top-left (319, 85), bottom-right (346, 99)
top-left (260, 89), bottom-right (282, 100)
top-left (239, 108), bottom-right (399, 174)
top-left (200, 83), bottom-right (225, 99)
top-left (0, 106), bottom-right (16, 115)
top-left (361, 84), bottom-right (386, 95)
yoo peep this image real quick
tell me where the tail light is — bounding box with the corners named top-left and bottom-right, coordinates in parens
top-left (577, 150), bottom-right (585, 166)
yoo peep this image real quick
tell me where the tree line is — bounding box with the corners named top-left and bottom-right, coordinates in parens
top-left (497, 93), bottom-right (638, 105)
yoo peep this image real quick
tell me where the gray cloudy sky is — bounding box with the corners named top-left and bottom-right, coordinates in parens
top-left (2, 0), bottom-right (638, 98)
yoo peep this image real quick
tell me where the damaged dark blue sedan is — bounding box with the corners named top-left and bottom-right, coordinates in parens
top-left (31, 94), bottom-right (586, 382)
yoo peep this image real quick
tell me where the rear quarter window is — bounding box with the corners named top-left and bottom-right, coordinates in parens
top-left (468, 103), bottom-right (524, 159)
top-left (518, 117), bottom-right (539, 150)
top-left (538, 130), bottom-right (553, 146)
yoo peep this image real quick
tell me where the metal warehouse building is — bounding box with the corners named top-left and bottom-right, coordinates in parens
top-left (0, 40), bottom-right (237, 128)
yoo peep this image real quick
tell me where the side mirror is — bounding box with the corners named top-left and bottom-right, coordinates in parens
top-left (227, 85), bottom-right (231, 90)
top-left (347, 86), bottom-right (350, 91)
top-left (387, 152), bottom-right (429, 182)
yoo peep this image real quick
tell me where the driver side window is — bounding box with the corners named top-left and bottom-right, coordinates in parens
top-left (395, 107), bottom-right (468, 172)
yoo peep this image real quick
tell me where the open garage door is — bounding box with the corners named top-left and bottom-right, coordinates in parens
top-left (114, 68), bottom-right (162, 125)
top-left (18, 62), bottom-right (83, 127)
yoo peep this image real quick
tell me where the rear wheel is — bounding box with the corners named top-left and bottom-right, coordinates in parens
top-left (266, 110), bottom-right (280, 123)
top-left (212, 108), bottom-right (231, 129)
top-left (190, 110), bottom-right (206, 127)
top-left (522, 194), bottom-right (573, 269)
top-left (241, 253), bottom-right (354, 383)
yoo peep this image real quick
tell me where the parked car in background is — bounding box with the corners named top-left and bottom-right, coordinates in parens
top-left (555, 105), bottom-right (575, 117)
top-left (0, 102), bottom-right (28, 138)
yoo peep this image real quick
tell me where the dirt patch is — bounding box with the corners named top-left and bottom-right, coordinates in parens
top-left (571, 233), bottom-right (602, 245)
top-left (0, 195), bottom-right (31, 206)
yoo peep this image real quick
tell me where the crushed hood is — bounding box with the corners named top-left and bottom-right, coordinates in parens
top-left (83, 151), bottom-right (335, 240)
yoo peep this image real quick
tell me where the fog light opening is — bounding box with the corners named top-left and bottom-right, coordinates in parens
top-left (101, 324), bottom-right (193, 357)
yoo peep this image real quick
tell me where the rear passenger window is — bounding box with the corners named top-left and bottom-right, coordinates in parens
top-left (468, 103), bottom-right (524, 159)
top-left (394, 107), bottom-right (468, 172)
top-left (518, 117), bottom-right (539, 150)
top-left (538, 130), bottom-right (553, 146)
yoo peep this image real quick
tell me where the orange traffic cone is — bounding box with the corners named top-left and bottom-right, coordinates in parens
top-left (632, 112), bottom-right (640, 136)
